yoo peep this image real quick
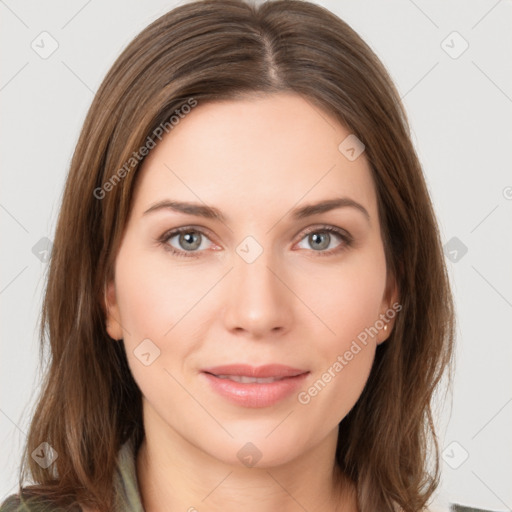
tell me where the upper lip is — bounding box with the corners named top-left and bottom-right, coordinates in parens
top-left (202, 364), bottom-right (308, 378)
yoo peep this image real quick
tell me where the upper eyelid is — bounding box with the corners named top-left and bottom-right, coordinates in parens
top-left (300, 224), bottom-right (351, 239)
top-left (162, 225), bottom-right (217, 244)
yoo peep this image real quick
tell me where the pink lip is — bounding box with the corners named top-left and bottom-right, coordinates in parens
top-left (200, 364), bottom-right (309, 408)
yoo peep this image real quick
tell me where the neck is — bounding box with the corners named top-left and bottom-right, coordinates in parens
top-left (136, 413), bottom-right (357, 512)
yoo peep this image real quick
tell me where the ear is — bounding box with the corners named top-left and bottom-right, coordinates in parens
top-left (376, 270), bottom-right (400, 346)
top-left (104, 279), bottom-right (123, 341)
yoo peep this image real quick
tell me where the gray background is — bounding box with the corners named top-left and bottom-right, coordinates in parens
top-left (1, 0), bottom-right (511, 510)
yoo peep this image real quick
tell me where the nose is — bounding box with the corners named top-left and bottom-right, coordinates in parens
top-left (222, 247), bottom-right (293, 338)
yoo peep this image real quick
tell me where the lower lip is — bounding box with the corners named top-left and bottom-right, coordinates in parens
top-left (201, 372), bottom-right (309, 408)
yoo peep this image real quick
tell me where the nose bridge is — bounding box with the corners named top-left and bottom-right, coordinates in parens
top-left (223, 235), bottom-right (291, 336)
top-left (235, 239), bottom-right (276, 291)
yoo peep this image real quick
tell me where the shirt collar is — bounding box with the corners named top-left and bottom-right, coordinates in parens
top-left (112, 433), bottom-right (145, 511)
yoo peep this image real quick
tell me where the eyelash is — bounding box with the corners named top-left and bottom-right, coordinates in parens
top-left (157, 224), bottom-right (353, 259)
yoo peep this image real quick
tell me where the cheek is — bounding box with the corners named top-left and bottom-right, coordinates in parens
top-left (112, 242), bottom-right (221, 392)
top-left (302, 244), bottom-right (387, 347)
top-left (299, 342), bottom-right (375, 431)
top-left (114, 243), bottom-right (209, 339)
top-left (294, 246), bottom-right (386, 417)
top-left (112, 250), bottom-right (192, 411)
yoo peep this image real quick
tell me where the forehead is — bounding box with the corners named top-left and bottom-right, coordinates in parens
top-left (131, 93), bottom-right (377, 220)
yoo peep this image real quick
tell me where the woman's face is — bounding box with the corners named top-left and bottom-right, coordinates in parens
top-left (106, 92), bottom-right (397, 467)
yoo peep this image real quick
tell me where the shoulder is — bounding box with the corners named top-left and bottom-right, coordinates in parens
top-left (0, 493), bottom-right (45, 512)
top-left (0, 495), bottom-right (23, 512)
top-left (427, 504), bottom-right (497, 512)
top-left (0, 493), bottom-right (44, 512)
top-left (0, 492), bottom-right (82, 512)
top-left (449, 506), bottom-right (498, 512)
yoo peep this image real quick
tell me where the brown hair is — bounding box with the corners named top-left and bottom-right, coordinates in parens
top-left (10, 0), bottom-right (454, 511)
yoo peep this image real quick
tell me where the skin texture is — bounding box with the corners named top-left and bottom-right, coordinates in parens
top-left (105, 92), bottom-right (398, 512)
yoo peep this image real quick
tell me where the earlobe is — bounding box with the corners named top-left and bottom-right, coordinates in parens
top-left (377, 272), bottom-right (400, 345)
top-left (377, 323), bottom-right (389, 346)
top-left (104, 280), bottom-right (123, 341)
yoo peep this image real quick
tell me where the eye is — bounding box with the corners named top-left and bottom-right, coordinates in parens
top-left (158, 224), bottom-right (353, 259)
top-left (295, 225), bottom-right (353, 256)
top-left (158, 227), bottom-right (216, 258)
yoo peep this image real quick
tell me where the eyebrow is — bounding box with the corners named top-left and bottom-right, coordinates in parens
top-left (143, 197), bottom-right (370, 223)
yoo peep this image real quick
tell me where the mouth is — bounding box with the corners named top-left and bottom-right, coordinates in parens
top-left (202, 363), bottom-right (309, 379)
top-left (201, 363), bottom-right (308, 380)
top-left (209, 374), bottom-right (291, 384)
top-left (200, 364), bottom-right (310, 408)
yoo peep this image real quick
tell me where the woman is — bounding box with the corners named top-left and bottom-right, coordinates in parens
top-left (1, 1), bottom-right (488, 511)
